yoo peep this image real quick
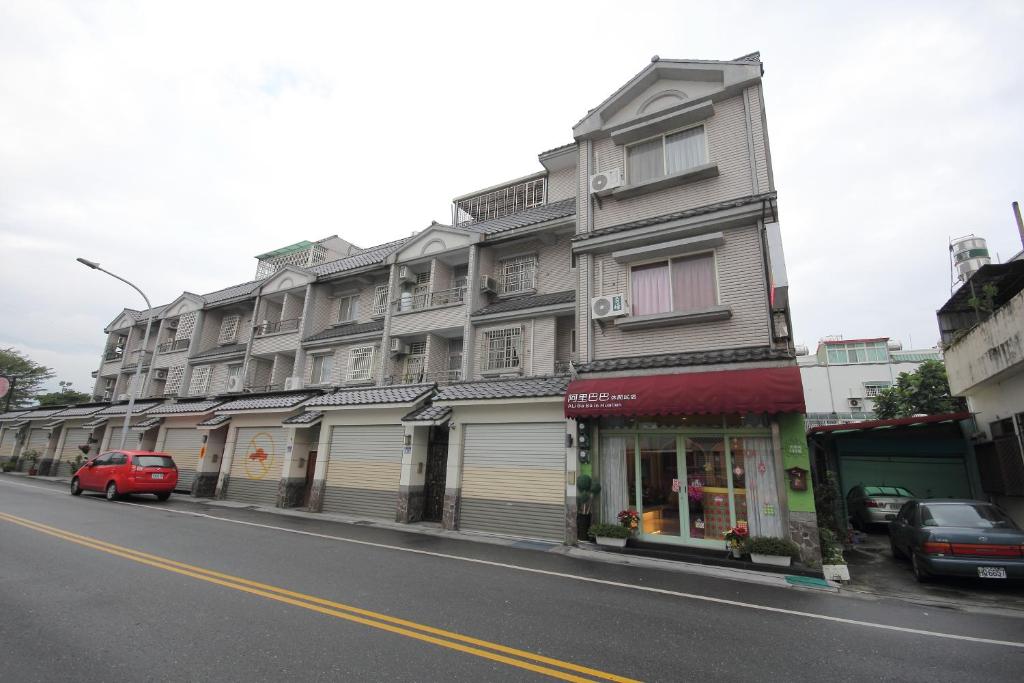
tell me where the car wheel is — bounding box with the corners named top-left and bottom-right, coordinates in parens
top-left (911, 554), bottom-right (931, 583)
top-left (155, 492), bottom-right (170, 502)
top-left (890, 536), bottom-right (904, 560)
top-left (70, 478), bottom-right (82, 496)
top-left (105, 481), bottom-right (120, 501)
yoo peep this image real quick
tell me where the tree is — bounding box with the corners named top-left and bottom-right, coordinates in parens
top-left (37, 388), bottom-right (91, 406)
top-left (0, 347), bottom-right (55, 409)
top-left (872, 360), bottom-right (965, 419)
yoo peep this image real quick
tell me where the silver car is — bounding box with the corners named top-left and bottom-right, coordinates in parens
top-left (847, 485), bottom-right (916, 529)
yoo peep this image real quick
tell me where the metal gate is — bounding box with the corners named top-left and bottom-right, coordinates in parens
top-left (19, 428), bottom-right (50, 471)
top-left (225, 427), bottom-right (284, 506)
top-left (422, 426), bottom-right (449, 522)
top-left (321, 425), bottom-right (403, 518)
top-left (161, 428), bottom-right (206, 493)
top-left (839, 455), bottom-right (972, 500)
top-left (460, 423), bottom-right (565, 542)
top-left (56, 427), bottom-right (92, 476)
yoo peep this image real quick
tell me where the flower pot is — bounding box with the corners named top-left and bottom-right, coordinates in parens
top-left (28, 468), bottom-right (38, 476)
top-left (822, 564), bottom-right (850, 582)
top-left (576, 513), bottom-right (591, 542)
top-left (730, 547), bottom-right (743, 559)
top-left (595, 536), bottom-right (627, 548)
top-left (750, 553), bottom-right (792, 567)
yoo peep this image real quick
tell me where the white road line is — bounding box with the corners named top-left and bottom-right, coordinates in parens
top-left (3, 477), bottom-right (1022, 648)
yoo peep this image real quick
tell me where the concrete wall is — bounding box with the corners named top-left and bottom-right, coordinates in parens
top-left (946, 289), bottom-right (1024, 396)
top-left (799, 358), bottom-right (933, 415)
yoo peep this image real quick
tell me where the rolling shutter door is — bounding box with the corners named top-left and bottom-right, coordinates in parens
top-left (0, 430), bottom-right (18, 460)
top-left (321, 425), bottom-right (403, 518)
top-left (839, 455), bottom-right (972, 501)
top-left (56, 427), bottom-right (92, 476)
top-left (460, 423), bottom-right (565, 542)
top-left (161, 428), bottom-right (206, 493)
top-left (105, 427), bottom-right (144, 451)
top-left (225, 427), bottom-right (284, 506)
top-left (19, 428), bottom-right (50, 471)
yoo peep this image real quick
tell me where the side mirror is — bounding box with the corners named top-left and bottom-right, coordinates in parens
top-left (86, 461), bottom-right (96, 468)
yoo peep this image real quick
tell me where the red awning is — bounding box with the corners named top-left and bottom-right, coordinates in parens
top-left (564, 367), bottom-right (805, 418)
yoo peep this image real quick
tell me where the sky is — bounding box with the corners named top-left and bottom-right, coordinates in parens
top-left (1, 1), bottom-right (1022, 396)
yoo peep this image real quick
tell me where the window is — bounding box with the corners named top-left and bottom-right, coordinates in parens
top-left (484, 327), bottom-right (522, 371)
top-left (499, 255), bottom-right (537, 294)
top-left (218, 314), bottom-right (240, 345)
top-left (310, 354), bottom-right (333, 385)
top-left (919, 503), bottom-right (1016, 529)
top-left (134, 455), bottom-right (175, 468)
top-left (164, 365), bottom-right (185, 395)
top-left (626, 125), bottom-right (707, 185)
top-left (372, 285), bottom-right (389, 317)
top-left (630, 253), bottom-right (716, 316)
top-left (826, 341), bottom-right (888, 365)
top-left (447, 339), bottom-right (463, 380)
top-left (175, 311), bottom-right (197, 341)
top-left (226, 364), bottom-right (242, 387)
top-left (864, 382), bottom-right (891, 398)
top-left (348, 346), bottom-right (375, 382)
top-left (338, 295), bottom-right (358, 323)
top-left (109, 453), bottom-right (127, 465)
top-left (188, 366), bottom-right (211, 396)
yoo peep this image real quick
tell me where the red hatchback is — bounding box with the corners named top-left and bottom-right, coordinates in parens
top-left (71, 450), bottom-right (178, 501)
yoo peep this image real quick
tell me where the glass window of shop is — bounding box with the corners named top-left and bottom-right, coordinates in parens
top-left (599, 414), bottom-right (780, 549)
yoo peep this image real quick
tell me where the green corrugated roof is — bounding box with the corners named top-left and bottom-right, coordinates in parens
top-left (255, 241), bottom-right (313, 260)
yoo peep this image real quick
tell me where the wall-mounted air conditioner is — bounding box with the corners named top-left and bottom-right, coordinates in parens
top-left (283, 377), bottom-right (303, 391)
top-left (153, 369), bottom-right (168, 381)
top-left (590, 294), bottom-right (627, 320)
top-left (480, 275), bottom-right (497, 293)
top-left (589, 169), bottom-right (623, 196)
top-left (390, 337), bottom-right (409, 355)
top-left (848, 397), bottom-right (862, 408)
top-left (227, 376), bottom-right (243, 393)
top-left (117, 393), bottom-right (129, 401)
top-left (398, 265), bottom-right (417, 283)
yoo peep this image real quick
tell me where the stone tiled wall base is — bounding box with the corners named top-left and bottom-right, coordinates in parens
top-left (565, 500), bottom-right (578, 545)
top-left (441, 488), bottom-right (460, 530)
top-left (307, 479), bottom-right (326, 513)
top-left (278, 477), bottom-right (307, 508)
top-left (397, 485), bottom-right (425, 523)
top-left (192, 472), bottom-right (218, 498)
top-left (789, 511), bottom-right (822, 567)
top-left (37, 459), bottom-right (56, 476)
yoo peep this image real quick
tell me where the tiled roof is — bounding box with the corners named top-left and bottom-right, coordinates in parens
top-left (18, 406), bottom-right (77, 420)
top-left (435, 376), bottom-right (570, 401)
top-left (192, 343), bottom-right (247, 359)
top-left (51, 404), bottom-right (108, 419)
top-left (304, 384), bottom-right (434, 408)
top-left (401, 404), bottom-right (451, 422)
top-left (573, 192), bottom-right (776, 242)
top-left (95, 400), bottom-right (162, 416)
top-left (0, 410), bottom-right (30, 422)
top-left (577, 346), bottom-right (795, 373)
top-left (197, 414), bottom-right (231, 427)
top-left (304, 320), bottom-right (385, 343)
top-left (282, 410), bottom-right (323, 425)
top-left (130, 416), bottom-right (163, 431)
top-left (126, 306), bottom-right (167, 323)
top-left (459, 198), bottom-right (576, 236)
top-left (216, 392), bottom-right (318, 412)
top-left (311, 238), bottom-right (409, 277)
top-left (538, 142), bottom-right (576, 158)
top-left (148, 399), bottom-right (226, 416)
top-left (473, 290), bottom-right (575, 317)
top-left (82, 416), bottom-right (109, 428)
top-left (202, 279), bottom-right (263, 305)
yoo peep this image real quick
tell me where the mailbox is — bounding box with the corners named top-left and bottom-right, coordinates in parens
top-left (786, 466), bottom-right (808, 491)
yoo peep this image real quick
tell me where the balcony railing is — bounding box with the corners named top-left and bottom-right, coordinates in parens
top-left (394, 287), bottom-right (467, 313)
top-left (104, 350), bottom-right (124, 362)
top-left (804, 412), bottom-right (876, 429)
top-left (554, 360), bottom-right (574, 375)
top-left (255, 318), bottom-right (301, 337)
top-left (121, 351), bottom-right (153, 370)
top-left (243, 383), bottom-right (284, 393)
top-left (383, 369), bottom-right (463, 386)
top-left (156, 339), bottom-right (190, 354)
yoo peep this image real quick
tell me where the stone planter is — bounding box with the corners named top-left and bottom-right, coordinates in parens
top-left (595, 536), bottom-right (628, 548)
top-left (750, 553), bottom-right (792, 567)
top-left (822, 564), bottom-right (850, 582)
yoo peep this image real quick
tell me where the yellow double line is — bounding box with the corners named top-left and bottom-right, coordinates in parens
top-left (0, 511), bottom-right (637, 683)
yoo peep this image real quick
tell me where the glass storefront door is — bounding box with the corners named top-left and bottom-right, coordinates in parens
top-left (637, 435), bottom-right (680, 537)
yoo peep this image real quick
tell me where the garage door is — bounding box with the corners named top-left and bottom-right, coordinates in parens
top-left (161, 428), bottom-right (207, 493)
top-left (19, 428), bottom-right (50, 471)
top-left (0, 429), bottom-right (18, 460)
top-left (321, 425), bottom-right (403, 518)
top-left (106, 427), bottom-right (143, 452)
top-left (460, 423), bottom-right (565, 542)
top-left (225, 427), bottom-right (284, 506)
top-left (840, 455), bottom-right (972, 501)
top-left (56, 427), bottom-right (92, 476)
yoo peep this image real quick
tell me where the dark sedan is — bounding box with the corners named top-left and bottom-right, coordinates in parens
top-left (889, 499), bottom-right (1024, 582)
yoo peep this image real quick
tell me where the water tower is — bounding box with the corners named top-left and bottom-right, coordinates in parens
top-left (950, 234), bottom-right (991, 284)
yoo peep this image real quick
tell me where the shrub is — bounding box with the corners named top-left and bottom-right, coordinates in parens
top-left (576, 474), bottom-right (602, 516)
top-left (743, 536), bottom-right (801, 559)
top-left (819, 528), bottom-right (846, 565)
top-left (589, 523), bottom-right (631, 539)
top-left (1, 461), bottom-right (15, 473)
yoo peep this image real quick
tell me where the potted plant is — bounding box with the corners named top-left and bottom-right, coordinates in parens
top-left (819, 528), bottom-right (850, 581)
top-left (723, 525), bottom-right (749, 558)
top-left (22, 449), bottom-right (40, 476)
top-left (617, 508), bottom-right (640, 531)
top-left (589, 523), bottom-right (631, 548)
top-left (744, 536), bottom-right (801, 567)
top-left (575, 474), bottom-right (602, 541)
top-left (1, 459), bottom-right (15, 473)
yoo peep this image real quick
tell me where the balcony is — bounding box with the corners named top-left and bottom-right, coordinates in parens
top-left (454, 176), bottom-right (545, 226)
top-left (121, 351), bottom-right (153, 370)
top-left (390, 289), bottom-right (468, 336)
top-left (244, 383), bottom-right (284, 393)
top-left (156, 339), bottom-right (190, 354)
top-left (104, 350), bottom-right (124, 362)
top-left (554, 360), bottom-right (574, 375)
top-left (383, 369), bottom-right (463, 386)
top-left (394, 287), bottom-right (467, 313)
top-left (944, 287), bottom-right (1024, 395)
top-left (255, 318), bottom-right (301, 337)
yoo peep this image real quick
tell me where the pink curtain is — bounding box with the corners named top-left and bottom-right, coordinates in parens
top-left (631, 263), bottom-right (671, 315)
top-left (671, 254), bottom-right (716, 312)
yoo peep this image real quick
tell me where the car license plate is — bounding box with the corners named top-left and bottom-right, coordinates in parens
top-left (151, 473), bottom-right (164, 479)
top-left (977, 567), bottom-right (1006, 579)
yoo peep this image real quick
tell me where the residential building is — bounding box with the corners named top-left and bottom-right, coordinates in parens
top-left (798, 337), bottom-right (943, 428)
top-left (7, 54), bottom-right (816, 559)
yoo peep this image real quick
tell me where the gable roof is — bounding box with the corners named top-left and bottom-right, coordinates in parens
top-left (202, 279), bottom-right (263, 306)
top-left (303, 320), bottom-right (384, 344)
top-left (303, 384), bottom-right (434, 408)
top-left (311, 238), bottom-right (409, 277)
top-left (472, 290), bottom-right (575, 317)
top-left (435, 376), bottom-right (570, 402)
top-left (215, 392), bottom-right (318, 412)
top-left (457, 198), bottom-right (576, 236)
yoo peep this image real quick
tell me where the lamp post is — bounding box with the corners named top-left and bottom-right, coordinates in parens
top-left (77, 258), bottom-right (155, 450)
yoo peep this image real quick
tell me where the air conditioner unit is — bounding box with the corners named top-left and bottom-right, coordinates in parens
top-left (165, 319), bottom-right (178, 329)
top-left (590, 294), bottom-right (627, 320)
top-left (848, 398), bottom-right (862, 408)
top-left (390, 337), bottom-right (409, 355)
top-left (283, 377), bottom-right (303, 391)
top-left (117, 393), bottom-right (129, 401)
top-left (398, 265), bottom-right (417, 283)
top-left (589, 169), bottom-right (623, 196)
top-left (227, 376), bottom-right (243, 393)
top-left (479, 275), bottom-right (498, 293)
top-left (153, 369), bottom-right (168, 381)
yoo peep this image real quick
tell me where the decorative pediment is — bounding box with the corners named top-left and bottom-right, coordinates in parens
top-left (390, 223), bottom-right (481, 264)
top-left (161, 292), bottom-right (204, 318)
top-left (259, 266), bottom-right (315, 295)
top-left (105, 309), bottom-right (135, 332)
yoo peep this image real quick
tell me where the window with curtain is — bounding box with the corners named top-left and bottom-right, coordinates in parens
top-left (338, 296), bottom-right (358, 323)
top-left (630, 253), bottom-right (717, 316)
top-left (626, 125), bottom-right (707, 184)
top-left (311, 354), bottom-right (332, 385)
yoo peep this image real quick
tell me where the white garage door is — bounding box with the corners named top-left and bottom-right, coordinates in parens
top-left (56, 427), bottom-right (92, 476)
top-left (225, 427), bottom-right (284, 506)
top-left (161, 428), bottom-right (207, 493)
top-left (321, 425), bottom-right (404, 518)
top-left (0, 429), bottom-right (18, 460)
top-left (460, 423), bottom-right (565, 542)
top-left (106, 427), bottom-right (144, 452)
top-left (19, 428), bottom-right (50, 471)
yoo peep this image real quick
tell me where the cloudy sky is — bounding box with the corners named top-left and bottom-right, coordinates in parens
top-left (2, 1), bottom-right (1022, 395)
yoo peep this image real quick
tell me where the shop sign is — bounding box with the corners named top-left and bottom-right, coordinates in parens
top-left (565, 392), bottom-right (638, 411)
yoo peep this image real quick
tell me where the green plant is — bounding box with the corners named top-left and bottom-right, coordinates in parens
top-left (743, 536), bottom-right (801, 559)
top-left (68, 454), bottom-right (85, 474)
top-left (576, 474), bottom-right (602, 516)
top-left (819, 528), bottom-right (846, 565)
top-left (873, 360), bottom-right (965, 419)
top-left (21, 449), bottom-right (39, 465)
top-left (589, 523), bottom-right (631, 539)
top-left (1, 460), bottom-right (15, 472)
top-left (814, 471), bottom-right (843, 536)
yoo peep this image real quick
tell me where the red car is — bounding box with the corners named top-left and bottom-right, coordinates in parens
top-left (71, 450), bottom-right (178, 501)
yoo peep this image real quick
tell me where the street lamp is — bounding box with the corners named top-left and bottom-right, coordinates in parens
top-left (77, 258), bottom-right (155, 450)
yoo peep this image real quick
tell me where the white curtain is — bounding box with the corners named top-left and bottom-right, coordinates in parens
top-left (670, 254), bottom-right (716, 312)
top-left (630, 262), bottom-right (671, 316)
top-left (743, 437), bottom-right (784, 538)
top-left (665, 126), bottom-right (706, 173)
top-left (627, 137), bottom-right (663, 184)
top-left (599, 435), bottom-right (629, 524)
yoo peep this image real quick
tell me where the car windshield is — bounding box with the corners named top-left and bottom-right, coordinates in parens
top-left (134, 455), bottom-right (175, 468)
top-left (920, 504), bottom-right (1017, 529)
top-left (863, 486), bottom-right (914, 497)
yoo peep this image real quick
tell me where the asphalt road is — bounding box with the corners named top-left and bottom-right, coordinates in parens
top-left (2, 475), bottom-right (1022, 682)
